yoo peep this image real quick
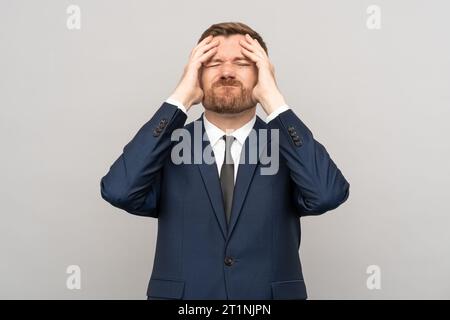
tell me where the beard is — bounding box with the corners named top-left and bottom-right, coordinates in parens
top-left (202, 79), bottom-right (256, 114)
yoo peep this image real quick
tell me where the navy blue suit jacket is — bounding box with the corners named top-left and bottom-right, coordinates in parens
top-left (100, 102), bottom-right (350, 300)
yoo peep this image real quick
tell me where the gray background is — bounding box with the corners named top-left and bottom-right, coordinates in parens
top-left (1, 0), bottom-right (449, 299)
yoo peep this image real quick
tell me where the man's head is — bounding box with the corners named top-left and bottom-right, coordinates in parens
top-left (197, 22), bottom-right (268, 114)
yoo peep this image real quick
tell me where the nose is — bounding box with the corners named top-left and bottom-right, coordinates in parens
top-left (219, 62), bottom-right (236, 80)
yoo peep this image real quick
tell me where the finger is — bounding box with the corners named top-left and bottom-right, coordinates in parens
top-left (193, 43), bottom-right (219, 63)
top-left (239, 38), bottom-right (253, 50)
top-left (195, 39), bottom-right (219, 57)
top-left (240, 37), bottom-right (266, 59)
top-left (244, 34), bottom-right (254, 44)
top-left (198, 35), bottom-right (214, 47)
top-left (191, 35), bottom-right (215, 57)
top-left (240, 41), bottom-right (265, 61)
top-left (241, 47), bottom-right (261, 63)
top-left (192, 39), bottom-right (219, 60)
top-left (198, 46), bottom-right (218, 64)
top-left (244, 34), bottom-right (267, 58)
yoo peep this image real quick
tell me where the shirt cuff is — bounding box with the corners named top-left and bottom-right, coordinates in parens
top-left (266, 104), bottom-right (290, 123)
top-left (166, 97), bottom-right (187, 114)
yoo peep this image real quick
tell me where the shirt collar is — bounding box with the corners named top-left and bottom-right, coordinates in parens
top-left (203, 113), bottom-right (256, 146)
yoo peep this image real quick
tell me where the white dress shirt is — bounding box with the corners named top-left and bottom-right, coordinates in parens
top-left (165, 97), bottom-right (290, 182)
top-left (202, 113), bottom-right (255, 182)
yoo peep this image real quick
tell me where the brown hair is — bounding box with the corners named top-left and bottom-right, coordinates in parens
top-left (197, 22), bottom-right (268, 55)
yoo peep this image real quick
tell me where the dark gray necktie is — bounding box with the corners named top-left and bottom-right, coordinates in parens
top-left (220, 135), bottom-right (235, 225)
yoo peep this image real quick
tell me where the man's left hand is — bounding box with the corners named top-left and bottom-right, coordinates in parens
top-left (240, 34), bottom-right (287, 115)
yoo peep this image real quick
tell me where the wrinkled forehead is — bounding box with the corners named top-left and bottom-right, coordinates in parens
top-left (211, 34), bottom-right (250, 61)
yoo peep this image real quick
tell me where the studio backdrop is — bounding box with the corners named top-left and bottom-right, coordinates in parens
top-left (1, 0), bottom-right (449, 299)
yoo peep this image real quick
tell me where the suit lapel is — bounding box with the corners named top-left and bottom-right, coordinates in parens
top-left (191, 114), bottom-right (228, 240)
top-left (227, 116), bottom-right (268, 239)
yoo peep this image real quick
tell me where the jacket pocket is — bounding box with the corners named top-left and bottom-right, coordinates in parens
top-left (271, 279), bottom-right (307, 300)
top-left (147, 278), bottom-right (185, 300)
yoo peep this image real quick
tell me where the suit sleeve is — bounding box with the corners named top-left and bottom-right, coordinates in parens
top-left (267, 109), bottom-right (350, 216)
top-left (100, 102), bottom-right (188, 217)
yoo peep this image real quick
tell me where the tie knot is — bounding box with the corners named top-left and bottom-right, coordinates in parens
top-left (222, 135), bottom-right (235, 164)
top-left (222, 134), bottom-right (235, 146)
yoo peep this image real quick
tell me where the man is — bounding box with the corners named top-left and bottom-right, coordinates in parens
top-left (100, 22), bottom-right (350, 300)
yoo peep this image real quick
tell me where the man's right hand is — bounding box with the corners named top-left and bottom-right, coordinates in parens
top-left (169, 35), bottom-right (220, 111)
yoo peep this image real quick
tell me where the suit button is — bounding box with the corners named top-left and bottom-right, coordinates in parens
top-left (289, 131), bottom-right (297, 137)
top-left (158, 123), bottom-right (166, 129)
top-left (152, 129), bottom-right (160, 137)
top-left (161, 118), bottom-right (167, 124)
top-left (224, 257), bottom-right (234, 266)
top-left (288, 126), bottom-right (295, 133)
top-left (294, 139), bottom-right (303, 146)
top-left (292, 135), bottom-right (300, 142)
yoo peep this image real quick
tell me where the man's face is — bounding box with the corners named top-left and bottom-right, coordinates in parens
top-left (200, 34), bottom-right (258, 114)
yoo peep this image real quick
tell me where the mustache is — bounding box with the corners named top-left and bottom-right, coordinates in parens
top-left (213, 79), bottom-right (242, 88)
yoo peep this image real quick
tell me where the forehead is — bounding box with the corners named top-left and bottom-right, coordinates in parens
top-left (210, 34), bottom-right (249, 60)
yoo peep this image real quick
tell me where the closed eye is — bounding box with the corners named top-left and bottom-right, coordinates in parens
top-left (204, 63), bottom-right (251, 68)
